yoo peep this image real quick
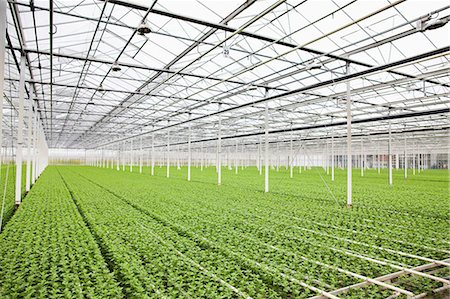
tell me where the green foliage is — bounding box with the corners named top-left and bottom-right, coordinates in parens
top-left (1, 165), bottom-right (448, 298)
top-left (0, 164), bottom-right (28, 230)
top-left (0, 168), bottom-right (123, 298)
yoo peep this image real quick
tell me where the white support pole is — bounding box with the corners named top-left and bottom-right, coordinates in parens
top-left (418, 144), bottom-right (421, 173)
top-left (360, 137), bottom-right (364, 177)
top-left (331, 126), bottom-right (335, 181)
top-left (235, 138), bottom-right (238, 175)
top-left (395, 149), bottom-right (399, 170)
top-left (412, 141), bottom-right (416, 175)
top-left (325, 141), bottom-right (329, 175)
top-left (388, 110), bottom-right (393, 186)
top-left (116, 148), bottom-right (119, 171)
top-left (167, 126), bottom-right (170, 178)
top-left (346, 63), bottom-right (352, 207)
top-left (377, 141), bottom-right (380, 174)
top-left (122, 141), bottom-right (125, 171)
top-left (227, 147), bottom-right (231, 170)
top-left (130, 139), bottom-right (133, 172)
top-left (276, 142), bottom-right (279, 172)
top-left (139, 135), bottom-right (143, 174)
top-left (258, 137), bottom-right (262, 175)
top-left (179, 147), bottom-right (181, 170)
top-left (299, 144), bottom-right (302, 174)
top-left (303, 147), bottom-right (307, 171)
top-left (200, 141), bottom-right (204, 171)
top-left (188, 115), bottom-right (191, 181)
top-left (404, 133), bottom-right (407, 179)
top-left (264, 91), bottom-right (269, 193)
top-left (15, 54), bottom-right (26, 205)
top-left (290, 130), bottom-right (293, 179)
top-left (418, 152), bottom-right (421, 173)
top-left (31, 105), bottom-right (37, 183)
top-left (241, 142), bottom-right (244, 170)
top-left (25, 85), bottom-right (33, 191)
top-left (0, 0), bottom-right (5, 175)
top-left (151, 131), bottom-right (155, 176)
top-left (111, 148), bottom-right (114, 169)
top-left (217, 104), bottom-right (222, 186)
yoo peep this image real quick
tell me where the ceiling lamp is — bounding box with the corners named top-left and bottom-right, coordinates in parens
top-left (137, 22), bottom-right (151, 35)
top-left (97, 84), bottom-right (105, 92)
top-left (223, 46), bottom-right (230, 58)
top-left (111, 61), bottom-right (121, 72)
top-left (305, 60), bottom-right (322, 70)
top-left (417, 16), bottom-right (449, 31)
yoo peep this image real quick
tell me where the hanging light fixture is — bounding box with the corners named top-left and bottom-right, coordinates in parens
top-left (417, 15), bottom-right (449, 31)
top-left (137, 21), bottom-right (151, 35)
top-left (111, 61), bottom-right (121, 72)
top-left (97, 84), bottom-right (105, 92)
top-left (244, 84), bottom-right (257, 91)
top-left (223, 46), bottom-right (230, 58)
top-left (305, 60), bottom-right (323, 70)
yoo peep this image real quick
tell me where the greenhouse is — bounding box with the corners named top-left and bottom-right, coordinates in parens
top-left (0, 0), bottom-right (449, 298)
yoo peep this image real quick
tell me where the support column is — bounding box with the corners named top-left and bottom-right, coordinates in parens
top-left (116, 147), bottom-right (119, 171)
top-left (235, 138), bottom-right (238, 175)
top-left (139, 135), bottom-right (142, 174)
top-left (264, 90), bottom-right (269, 193)
top-left (418, 146), bottom-right (421, 173)
top-left (377, 141), bottom-right (380, 174)
top-left (388, 110), bottom-right (393, 186)
top-left (25, 85), bottom-right (33, 191)
top-left (32, 105), bottom-right (37, 183)
top-left (241, 142), bottom-right (244, 170)
top-left (299, 144), bottom-right (302, 174)
top-left (130, 139), bottom-right (133, 172)
top-left (395, 150), bottom-right (399, 170)
top-left (0, 0), bottom-right (5, 176)
top-left (331, 125), bottom-right (334, 181)
top-left (15, 54), bottom-right (26, 206)
top-left (290, 130), bottom-right (293, 179)
top-left (188, 114), bottom-right (191, 181)
top-left (200, 141), bottom-right (204, 171)
top-left (346, 63), bottom-right (352, 207)
top-left (122, 141), bottom-right (125, 171)
top-left (258, 137), bottom-right (262, 175)
top-left (167, 125), bottom-right (170, 178)
top-left (404, 133), bottom-right (407, 179)
top-left (360, 136), bottom-right (364, 177)
top-left (276, 142), bottom-right (279, 172)
top-left (325, 141), bottom-right (329, 175)
top-left (412, 141), bottom-right (416, 175)
top-left (151, 130), bottom-right (155, 176)
top-left (217, 104), bottom-right (222, 186)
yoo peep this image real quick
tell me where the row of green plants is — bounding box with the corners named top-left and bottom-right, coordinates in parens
top-left (60, 167), bottom-right (316, 298)
top-left (0, 165), bottom-right (28, 232)
top-left (0, 168), bottom-right (123, 298)
top-left (59, 165), bottom-right (448, 298)
top-left (1, 165), bottom-right (446, 298)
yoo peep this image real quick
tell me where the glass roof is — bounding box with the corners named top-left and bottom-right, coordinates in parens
top-left (3, 0), bottom-right (449, 150)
